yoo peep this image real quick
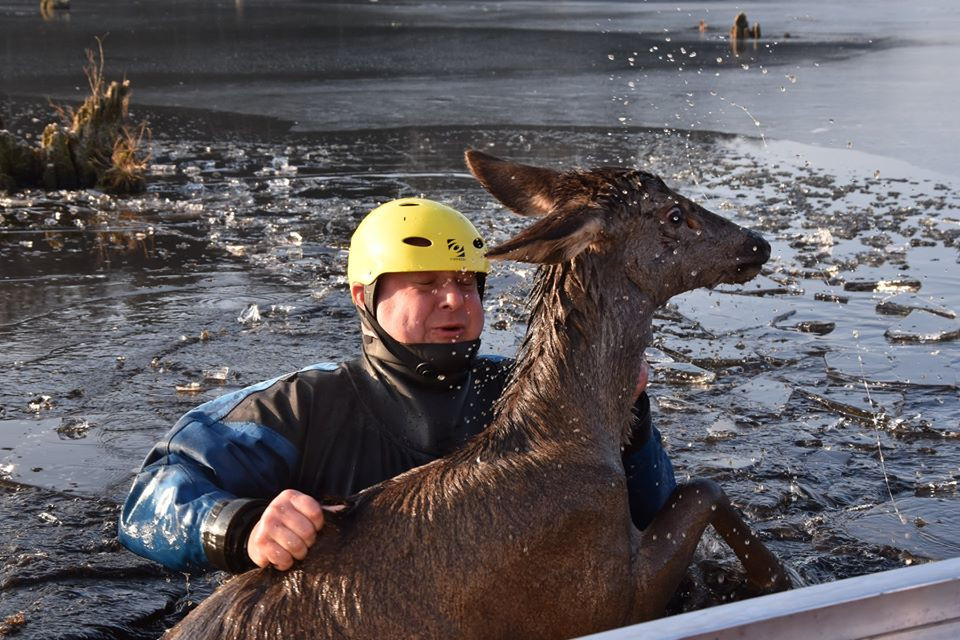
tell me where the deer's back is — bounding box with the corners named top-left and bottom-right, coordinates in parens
top-left (166, 456), bottom-right (640, 639)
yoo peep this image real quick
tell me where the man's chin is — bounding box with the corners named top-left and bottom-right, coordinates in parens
top-left (425, 328), bottom-right (478, 343)
top-left (428, 334), bottom-right (466, 343)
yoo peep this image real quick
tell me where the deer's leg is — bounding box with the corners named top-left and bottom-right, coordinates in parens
top-left (632, 479), bottom-right (790, 620)
top-left (631, 480), bottom-right (723, 619)
top-left (705, 479), bottom-right (792, 592)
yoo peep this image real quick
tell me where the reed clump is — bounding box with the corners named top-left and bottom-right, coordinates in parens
top-left (0, 39), bottom-right (148, 194)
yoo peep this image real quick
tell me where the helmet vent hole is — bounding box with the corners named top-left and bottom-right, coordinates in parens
top-left (398, 202), bottom-right (419, 207)
top-left (402, 236), bottom-right (433, 247)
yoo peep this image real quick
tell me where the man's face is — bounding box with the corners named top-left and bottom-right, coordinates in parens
top-left (356, 270), bottom-right (484, 344)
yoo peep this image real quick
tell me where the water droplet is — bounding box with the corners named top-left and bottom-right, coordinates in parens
top-left (607, 53), bottom-right (615, 61)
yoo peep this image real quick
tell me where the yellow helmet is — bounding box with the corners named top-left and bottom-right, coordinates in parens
top-left (347, 198), bottom-right (490, 285)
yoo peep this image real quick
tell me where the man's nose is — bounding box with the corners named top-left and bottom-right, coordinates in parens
top-left (437, 280), bottom-right (464, 309)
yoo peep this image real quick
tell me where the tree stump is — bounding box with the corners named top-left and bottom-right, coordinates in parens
top-left (729, 12), bottom-right (761, 55)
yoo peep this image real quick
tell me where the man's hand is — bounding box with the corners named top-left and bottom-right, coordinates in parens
top-left (247, 489), bottom-right (328, 570)
top-left (632, 355), bottom-right (650, 403)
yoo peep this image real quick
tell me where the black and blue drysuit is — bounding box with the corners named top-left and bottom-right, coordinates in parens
top-left (118, 333), bottom-right (676, 574)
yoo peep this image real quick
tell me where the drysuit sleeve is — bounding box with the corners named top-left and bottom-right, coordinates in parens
top-left (117, 365), bottom-right (334, 573)
top-left (622, 392), bottom-right (677, 530)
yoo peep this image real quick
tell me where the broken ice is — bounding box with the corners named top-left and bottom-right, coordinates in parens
top-left (203, 366), bottom-right (230, 383)
top-left (238, 303), bottom-right (261, 325)
top-left (654, 362), bottom-right (717, 385)
top-left (884, 314), bottom-right (960, 343)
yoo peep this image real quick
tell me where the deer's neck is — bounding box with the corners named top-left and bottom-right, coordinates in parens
top-left (495, 257), bottom-right (654, 459)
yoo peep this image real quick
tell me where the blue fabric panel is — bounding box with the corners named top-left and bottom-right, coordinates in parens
top-left (117, 363), bottom-right (338, 571)
top-left (624, 425), bottom-right (677, 530)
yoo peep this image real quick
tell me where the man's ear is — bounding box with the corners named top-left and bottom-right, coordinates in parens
top-left (486, 210), bottom-right (604, 264)
top-left (350, 283), bottom-right (365, 308)
top-left (465, 149), bottom-right (562, 217)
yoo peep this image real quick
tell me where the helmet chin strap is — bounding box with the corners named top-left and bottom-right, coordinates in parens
top-left (359, 280), bottom-right (482, 381)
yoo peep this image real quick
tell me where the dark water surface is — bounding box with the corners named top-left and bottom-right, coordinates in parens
top-left (2, 1), bottom-right (959, 638)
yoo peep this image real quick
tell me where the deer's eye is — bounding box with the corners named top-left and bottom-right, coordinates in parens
top-left (668, 207), bottom-right (683, 225)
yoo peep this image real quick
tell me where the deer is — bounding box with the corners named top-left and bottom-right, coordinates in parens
top-left (164, 149), bottom-right (790, 640)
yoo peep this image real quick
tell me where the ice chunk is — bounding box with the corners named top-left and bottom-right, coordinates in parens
top-left (729, 376), bottom-right (794, 414)
top-left (772, 310), bottom-right (835, 335)
top-left (238, 303), bottom-right (261, 325)
top-left (657, 335), bottom-right (759, 368)
top-left (799, 387), bottom-right (903, 424)
top-left (643, 346), bottom-right (675, 364)
top-left (884, 314), bottom-right (960, 343)
top-left (748, 328), bottom-right (821, 364)
top-left (876, 293), bottom-right (955, 319)
top-left (654, 362), bottom-right (716, 385)
top-left (203, 366), bottom-right (230, 383)
top-left (670, 288), bottom-right (797, 334)
top-left (704, 413), bottom-right (741, 439)
top-left (843, 278), bottom-right (921, 293)
top-left (826, 349), bottom-right (957, 388)
top-left (701, 454), bottom-right (759, 471)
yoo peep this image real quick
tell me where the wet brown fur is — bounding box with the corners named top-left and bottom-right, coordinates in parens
top-left (165, 151), bottom-right (789, 640)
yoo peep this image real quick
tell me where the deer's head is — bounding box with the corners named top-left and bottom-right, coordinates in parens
top-left (466, 150), bottom-right (770, 307)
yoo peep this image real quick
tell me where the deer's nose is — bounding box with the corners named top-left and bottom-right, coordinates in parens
top-left (747, 231), bottom-right (771, 263)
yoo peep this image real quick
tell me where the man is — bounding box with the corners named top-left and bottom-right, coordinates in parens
top-left (118, 197), bottom-right (675, 573)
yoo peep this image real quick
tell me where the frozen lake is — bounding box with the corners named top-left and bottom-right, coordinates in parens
top-left (1, 1), bottom-right (959, 638)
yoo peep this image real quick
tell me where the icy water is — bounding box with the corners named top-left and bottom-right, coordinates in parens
top-left (2, 1), bottom-right (960, 638)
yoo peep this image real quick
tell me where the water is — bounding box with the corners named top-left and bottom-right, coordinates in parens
top-left (2, 1), bottom-right (959, 637)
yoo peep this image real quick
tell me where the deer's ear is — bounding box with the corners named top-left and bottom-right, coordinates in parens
top-left (465, 149), bottom-right (561, 217)
top-left (486, 211), bottom-right (604, 264)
